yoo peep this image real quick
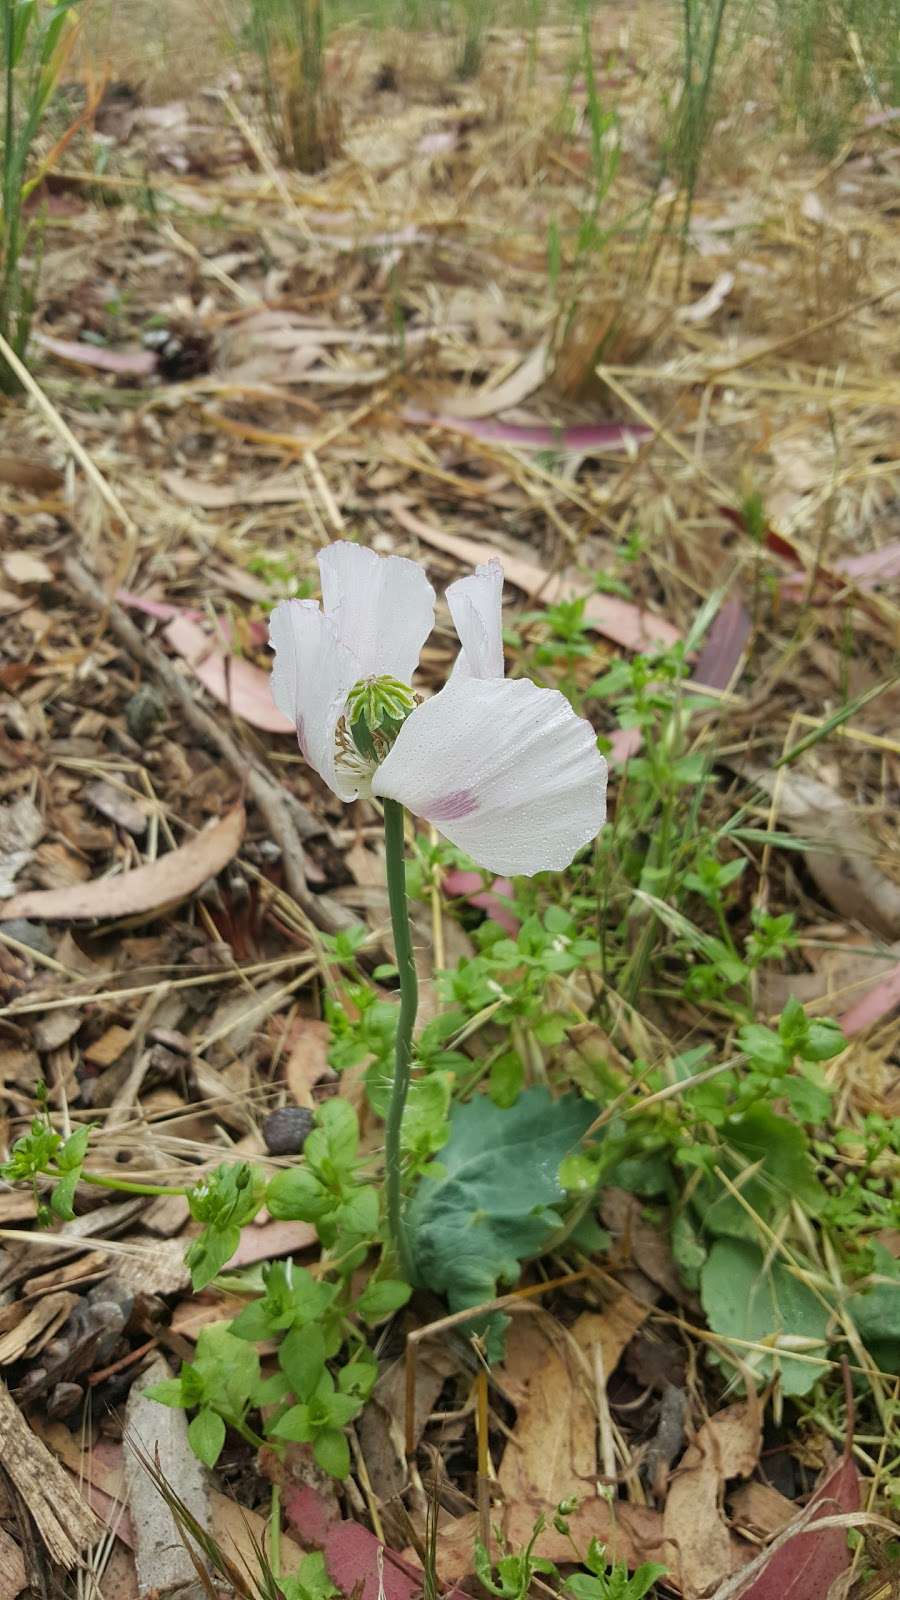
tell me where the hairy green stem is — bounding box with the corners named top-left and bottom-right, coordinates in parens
top-left (382, 797), bottom-right (417, 1283)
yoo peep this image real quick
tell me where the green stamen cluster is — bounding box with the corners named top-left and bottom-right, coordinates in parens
top-left (346, 676), bottom-right (416, 761)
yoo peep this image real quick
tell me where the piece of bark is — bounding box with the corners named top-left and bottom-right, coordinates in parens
top-left (0, 1522), bottom-right (27, 1600)
top-left (0, 1380), bottom-right (101, 1565)
top-left (0, 1290), bottom-right (78, 1366)
top-left (124, 1355), bottom-right (211, 1600)
top-left (0, 1197), bottom-right (144, 1294)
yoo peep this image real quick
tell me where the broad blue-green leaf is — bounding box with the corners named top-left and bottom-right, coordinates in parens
top-left (701, 1238), bottom-right (831, 1396)
top-left (406, 1087), bottom-right (596, 1326)
top-left (845, 1244), bottom-right (900, 1374)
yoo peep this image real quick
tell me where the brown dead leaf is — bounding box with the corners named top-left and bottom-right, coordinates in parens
top-left (0, 803), bottom-right (245, 921)
top-left (84, 1025), bottom-right (133, 1067)
top-left (357, 1343), bottom-right (457, 1509)
top-left (663, 1396), bottom-right (762, 1599)
top-left (756, 937), bottom-right (900, 1019)
top-left (492, 1297), bottom-right (651, 1567)
top-left (601, 1189), bottom-right (686, 1302)
top-left (3, 551), bottom-right (53, 584)
top-left (0, 455), bottom-right (62, 493)
top-left (84, 781), bottom-right (149, 837)
top-left (284, 1017), bottom-right (332, 1109)
top-left (729, 1482), bottom-right (795, 1540)
top-left (390, 499), bottom-right (680, 653)
top-left (34, 840), bottom-right (92, 889)
top-left (162, 469), bottom-right (308, 509)
top-left (746, 766), bottom-right (900, 938)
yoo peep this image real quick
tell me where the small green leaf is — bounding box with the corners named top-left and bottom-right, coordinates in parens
top-left (271, 1403), bottom-right (313, 1443)
top-left (280, 1325), bottom-right (326, 1402)
top-left (323, 1391), bottom-right (362, 1427)
top-left (188, 1408), bottom-right (226, 1467)
top-left (489, 1051), bottom-right (523, 1109)
top-left (56, 1124), bottom-right (91, 1171)
top-left (738, 1023), bottom-right (788, 1071)
top-left (144, 1379), bottom-right (185, 1408)
top-left (558, 1150), bottom-right (598, 1194)
top-left (49, 1169), bottom-right (79, 1220)
top-left (312, 1427), bottom-right (350, 1479)
top-left (356, 1279), bottom-right (412, 1325)
top-left (184, 1224), bottom-right (239, 1291)
top-left (801, 1017), bottom-right (846, 1062)
top-left (335, 1185), bottom-right (379, 1237)
top-left (267, 1167), bottom-right (332, 1223)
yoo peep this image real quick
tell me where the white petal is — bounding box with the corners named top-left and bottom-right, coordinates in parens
top-left (447, 558), bottom-right (505, 679)
top-left (373, 676), bottom-right (607, 876)
top-left (317, 541), bottom-right (435, 684)
top-left (269, 600), bottom-right (360, 801)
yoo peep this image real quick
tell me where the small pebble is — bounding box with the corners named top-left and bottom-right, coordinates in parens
top-left (0, 918), bottom-right (55, 957)
top-left (125, 686), bottom-right (166, 742)
top-left (263, 1105), bottom-right (315, 1156)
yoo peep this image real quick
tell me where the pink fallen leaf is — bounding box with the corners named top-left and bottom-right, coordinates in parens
top-left (404, 406), bottom-right (652, 453)
top-left (692, 595), bottom-right (752, 690)
top-left (116, 589), bottom-right (203, 622)
top-left (781, 539), bottom-right (900, 596)
top-left (0, 803), bottom-right (245, 921)
top-left (35, 333), bottom-right (158, 377)
top-left (733, 1454), bottom-right (860, 1600)
top-left (443, 868), bottom-right (520, 935)
top-left (225, 1218), bottom-right (317, 1269)
top-left (840, 959), bottom-right (900, 1035)
top-left (285, 1486), bottom-right (423, 1600)
top-left (164, 616), bottom-right (294, 734)
top-left (390, 500), bottom-right (680, 653)
top-left (607, 726), bottom-right (642, 765)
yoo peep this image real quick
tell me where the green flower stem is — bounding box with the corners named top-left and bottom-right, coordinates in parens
top-left (382, 797), bottom-right (418, 1283)
top-left (73, 1170), bottom-right (191, 1198)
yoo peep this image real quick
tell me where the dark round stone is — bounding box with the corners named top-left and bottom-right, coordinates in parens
top-left (262, 1105), bottom-right (315, 1156)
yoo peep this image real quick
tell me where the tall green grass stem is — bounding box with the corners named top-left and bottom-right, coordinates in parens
top-left (383, 797), bottom-right (418, 1282)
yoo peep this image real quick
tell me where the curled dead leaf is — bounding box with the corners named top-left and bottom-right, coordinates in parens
top-left (663, 1396), bottom-right (762, 1599)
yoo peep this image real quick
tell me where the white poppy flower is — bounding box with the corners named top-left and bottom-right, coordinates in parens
top-left (269, 542), bottom-right (607, 877)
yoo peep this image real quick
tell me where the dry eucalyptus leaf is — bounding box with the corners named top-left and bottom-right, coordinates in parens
top-left (1, 803), bottom-right (245, 922)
